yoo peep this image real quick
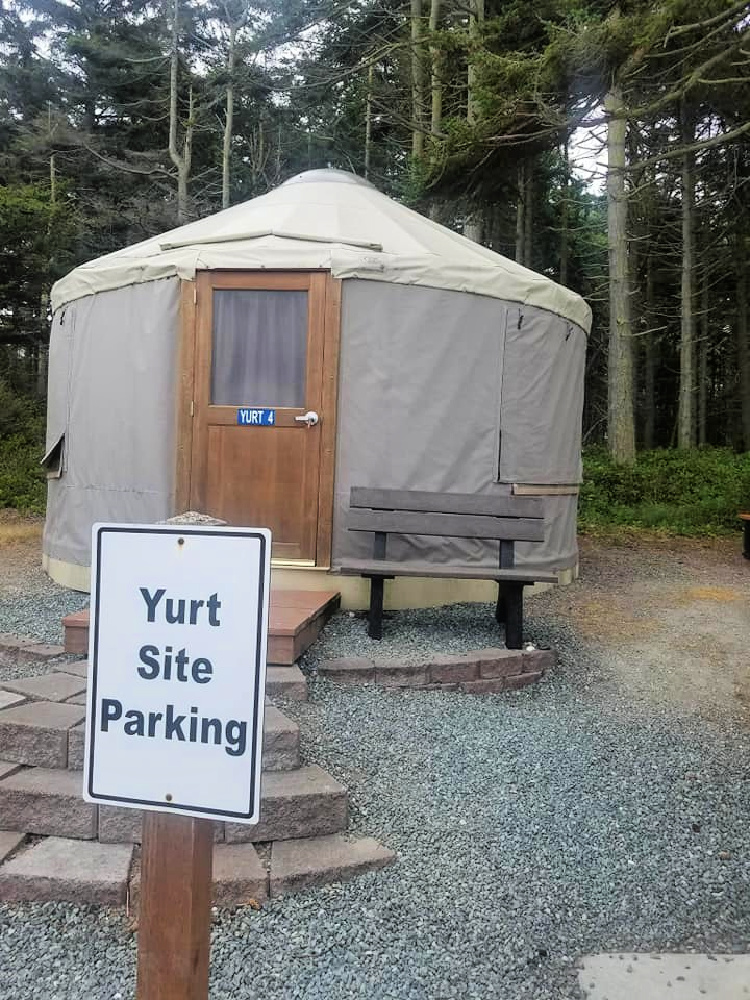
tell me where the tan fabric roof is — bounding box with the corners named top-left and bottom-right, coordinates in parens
top-left (51, 169), bottom-right (592, 332)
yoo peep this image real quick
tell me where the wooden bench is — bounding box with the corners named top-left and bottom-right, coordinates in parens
top-left (339, 487), bottom-right (557, 648)
top-left (740, 513), bottom-right (750, 560)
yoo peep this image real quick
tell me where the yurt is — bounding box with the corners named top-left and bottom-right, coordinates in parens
top-left (43, 169), bottom-right (592, 605)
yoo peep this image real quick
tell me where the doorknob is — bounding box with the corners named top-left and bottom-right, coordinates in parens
top-left (295, 410), bottom-right (319, 427)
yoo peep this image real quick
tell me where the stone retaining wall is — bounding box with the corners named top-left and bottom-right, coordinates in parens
top-left (318, 647), bottom-right (554, 693)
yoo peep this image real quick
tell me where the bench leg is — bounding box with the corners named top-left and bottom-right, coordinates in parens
top-left (367, 576), bottom-right (384, 640)
top-left (495, 584), bottom-right (506, 626)
top-left (504, 583), bottom-right (524, 650)
top-left (744, 520), bottom-right (750, 560)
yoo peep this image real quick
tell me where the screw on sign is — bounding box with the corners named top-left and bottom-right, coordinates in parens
top-left (82, 515), bottom-right (271, 999)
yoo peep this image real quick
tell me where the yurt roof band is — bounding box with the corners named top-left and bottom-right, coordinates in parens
top-left (159, 230), bottom-right (384, 252)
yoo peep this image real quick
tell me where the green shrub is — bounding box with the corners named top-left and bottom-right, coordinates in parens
top-left (0, 379), bottom-right (46, 514)
top-left (579, 447), bottom-right (750, 536)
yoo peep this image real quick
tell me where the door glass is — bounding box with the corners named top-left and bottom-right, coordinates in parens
top-left (211, 289), bottom-right (308, 406)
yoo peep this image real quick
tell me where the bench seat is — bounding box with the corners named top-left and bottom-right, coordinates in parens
top-left (339, 560), bottom-right (557, 584)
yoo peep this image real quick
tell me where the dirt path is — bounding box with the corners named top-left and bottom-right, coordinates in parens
top-left (533, 533), bottom-right (750, 720)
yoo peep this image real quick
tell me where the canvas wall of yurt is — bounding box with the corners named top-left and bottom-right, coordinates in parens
top-left (42, 169), bottom-right (591, 605)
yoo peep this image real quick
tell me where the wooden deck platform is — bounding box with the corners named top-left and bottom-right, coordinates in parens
top-left (62, 589), bottom-right (341, 666)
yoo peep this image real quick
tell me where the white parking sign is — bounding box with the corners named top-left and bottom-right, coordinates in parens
top-left (83, 523), bottom-right (271, 823)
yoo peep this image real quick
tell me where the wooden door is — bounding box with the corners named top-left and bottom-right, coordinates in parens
top-left (188, 271), bottom-right (337, 563)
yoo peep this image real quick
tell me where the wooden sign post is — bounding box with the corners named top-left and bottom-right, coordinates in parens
top-left (81, 519), bottom-right (271, 1000)
top-left (136, 813), bottom-right (214, 1000)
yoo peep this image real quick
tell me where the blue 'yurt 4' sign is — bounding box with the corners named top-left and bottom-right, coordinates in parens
top-left (237, 408), bottom-right (275, 426)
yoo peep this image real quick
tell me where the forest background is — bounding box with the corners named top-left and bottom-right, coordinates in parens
top-left (1, 0), bottom-right (750, 535)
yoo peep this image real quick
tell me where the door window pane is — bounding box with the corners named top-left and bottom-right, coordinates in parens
top-left (211, 289), bottom-right (308, 406)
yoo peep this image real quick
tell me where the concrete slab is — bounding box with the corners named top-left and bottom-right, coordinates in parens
top-left (1, 673), bottom-right (87, 704)
top-left (375, 662), bottom-right (428, 688)
top-left (0, 837), bottom-right (133, 905)
top-left (0, 691), bottom-right (26, 711)
top-left (474, 648), bottom-right (526, 679)
top-left (579, 953), bottom-right (750, 999)
top-left (0, 637), bottom-right (67, 664)
top-left (263, 705), bottom-right (300, 771)
top-left (58, 660), bottom-right (88, 679)
top-left (212, 844), bottom-right (268, 906)
top-left (68, 725), bottom-right (85, 770)
top-left (98, 806), bottom-right (225, 844)
top-left (0, 766), bottom-right (97, 839)
top-left (21, 644), bottom-right (67, 661)
top-left (225, 764), bottom-right (347, 844)
top-left (426, 654), bottom-right (478, 685)
top-left (98, 806), bottom-right (143, 844)
top-left (0, 701), bottom-right (86, 768)
top-left (266, 666), bottom-right (308, 702)
top-left (0, 634), bottom-right (37, 650)
top-left (318, 658), bottom-right (377, 684)
top-left (129, 843), bottom-right (267, 911)
top-left (0, 759), bottom-right (22, 781)
top-left (0, 831), bottom-right (25, 864)
top-left (270, 833), bottom-right (395, 897)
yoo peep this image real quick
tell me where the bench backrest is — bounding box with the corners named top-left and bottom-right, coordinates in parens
top-left (348, 488), bottom-right (545, 543)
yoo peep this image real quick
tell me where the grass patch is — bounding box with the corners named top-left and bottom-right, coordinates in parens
top-left (579, 447), bottom-right (750, 537)
top-left (0, 519), bottom-right (43, 545)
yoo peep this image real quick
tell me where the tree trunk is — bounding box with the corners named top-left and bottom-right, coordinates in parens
top-left (410, 0), bottom-right (425, 160)
top-left (523, 162), bottom-right (533, 269)
top-left (467, 0), bottom-right (484, 124)
top-left (605, 77), bottom-right (635, 465)
top-left (83, 98), bottom-right (96, 133)
top-left (256, 117), bottom-right (265, 185)
top-left (463, 0), bottom-right (483, 255)
top-left (678, 103), bottom-right (696, 448)
top-left (515, 161), bottom-right (525, 265)
top-left (644, 251), bottom-right (656, 450)
top-left (429, 0), bottom-right (442, 136)
top-left (698, 267), bottom-right (709, 447)
top-left (222, 24), bottom-right (236, 209)
top-left (36, 346), bottom-right (48, 399)
top-left (559, 141), bottom-right (569, 286)
top-left (184, 87), bottom-right (193, 206)
top-left (463, 212), bottom-right (483, 243)
top-left (168, 0), bottom-right (191, 224)
top-left (365, 62), bottom-right (374, 179)
top-left (737, 229), bottom-right (750, 450)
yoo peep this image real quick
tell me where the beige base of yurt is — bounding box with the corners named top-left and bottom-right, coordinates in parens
top-left (43, 553), bottom-right (575, 606)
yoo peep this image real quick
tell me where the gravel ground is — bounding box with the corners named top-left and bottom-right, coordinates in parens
top-left (2, 533), bottom-right (750, 999)
top-left (0, 522), bottom-right (87, 650)
top-left (303, 602), bottom-right (548, 665)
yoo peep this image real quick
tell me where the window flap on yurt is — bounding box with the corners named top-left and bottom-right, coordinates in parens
top-left (41, 433), bottom-right (65, 479)
top-left (498, 306), bottom-right (586, 486)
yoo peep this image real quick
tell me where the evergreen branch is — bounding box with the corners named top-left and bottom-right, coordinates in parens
top-left (630, 119), bottom-right (750, 171)
top-left (82, 144), bottom-right (171, 177)
top-left (665, 0), bottom-right (750, 40)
